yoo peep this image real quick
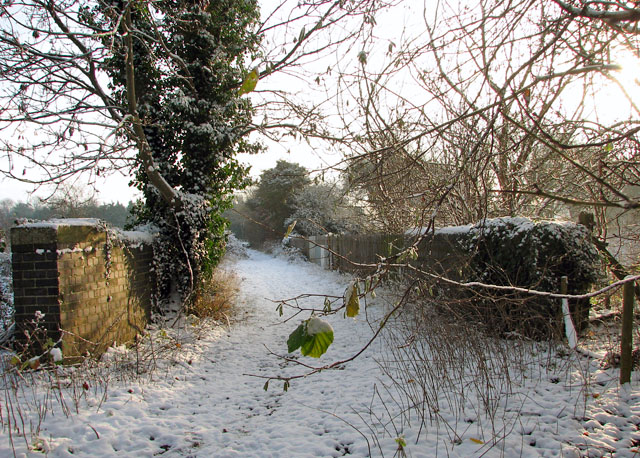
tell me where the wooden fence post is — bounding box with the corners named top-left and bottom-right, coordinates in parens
top-left (560, 276), bottom-right (568, 295)
top-left (620, 277), bottom-right (635, 385)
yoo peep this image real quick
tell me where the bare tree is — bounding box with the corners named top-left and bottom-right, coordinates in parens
top-left (0, 1), bottom-right (177, 199)
top-left (328, 0), bottom-right (640, 269)
top-left (45, 184), bottom-right (98, 218)
top-left (0, 0), bottom-right (389, 197)
top-left (0, 0), bottom-right (393, 307)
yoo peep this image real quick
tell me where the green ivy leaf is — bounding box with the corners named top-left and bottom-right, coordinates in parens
top-left (287, 323), bottom-right (306, 353)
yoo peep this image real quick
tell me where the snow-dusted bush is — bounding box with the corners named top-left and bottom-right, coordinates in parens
top-left (457, 217), bottom-right (600, 338)
top-left (0, 252), bottom-right (12, 334)
top-left (224, 233), bottom-right (249, 259)
top-left (285, 183), bottom-right (367, 236)
top-left (266, 239), bottom-right (307, 264)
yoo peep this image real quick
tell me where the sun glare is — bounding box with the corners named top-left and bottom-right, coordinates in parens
top-left (604, 48), bottom-right (640, 116)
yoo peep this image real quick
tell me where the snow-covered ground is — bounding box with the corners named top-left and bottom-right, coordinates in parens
top-left (0, 248), bottom-right (638, 457)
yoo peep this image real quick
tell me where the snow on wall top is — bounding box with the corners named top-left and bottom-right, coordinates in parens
top-left (408, 217), bottom-right (579, 237)
top-left (16, 218), bottom-right (103, 229)
top-left (15, 218), bottom-right (157, 248)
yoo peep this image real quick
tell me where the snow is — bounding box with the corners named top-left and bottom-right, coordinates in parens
top-left (0, 248), bottom-right (638, 457)
top-left (119, 229), bottom-right (156, 248)
top-left (49, 347), bottom-right (63, 362)
top-left (15, 218), bottom-right (156, 251)
top-left (306, 316), bottom-right (333, 336)
top-left (434, 224), bottom-right (473, 235)
top-left (408, 217), bottom-right (580, 238)
top-left (16, 218), bottom-right (103, 229)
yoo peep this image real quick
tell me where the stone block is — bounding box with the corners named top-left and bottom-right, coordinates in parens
top-left (10, 226), bottom-right (57, 246)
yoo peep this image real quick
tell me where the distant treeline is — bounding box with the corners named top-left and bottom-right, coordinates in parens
top-left (0, 197), bottom-right (134, 238)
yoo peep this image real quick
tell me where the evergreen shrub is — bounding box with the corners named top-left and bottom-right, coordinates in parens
top-left (456, 217), bottom-right (600, 338)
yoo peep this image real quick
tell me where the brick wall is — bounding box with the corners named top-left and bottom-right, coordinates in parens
top-left (11, 220), bottom-right (154, 359)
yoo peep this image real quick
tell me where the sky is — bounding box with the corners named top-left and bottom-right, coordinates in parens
top-left (1, 0), bottom-right (639, 206)
top-left (0, 0), bottom-right (346, 205)
top-left (0, 143), bottom-right (324, 205)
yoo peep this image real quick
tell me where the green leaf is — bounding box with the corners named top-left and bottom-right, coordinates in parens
top-left (323, 297), bottom-right (332, 313)
top-left (284, 220), bottom-right (297, 238)
top-left (395, 436), bottom-right (406, 448)
top-left (300, 328), bottom-right (334, 358)
top-left (283, 380), bottom-right (290, 392)
top-left (276, 303), bottom-right (283, 317)
top-left (345, 281), bottom-right (360, 318)
top-left (287, 323), bottom-right (306, 353)
top-left (287, 317), bottom-right (334, 358)
top-left (398, 246), bottom-right (418, 263)
top-left (263, 380), bottom-right (269, 391)
top-left (408, 246), bottom-right (418, 261)
top-left (238, 68), bottom-right (259, 96)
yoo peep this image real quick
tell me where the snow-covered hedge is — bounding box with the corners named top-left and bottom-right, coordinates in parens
top-left (455, 217), bottom-right (600, 338)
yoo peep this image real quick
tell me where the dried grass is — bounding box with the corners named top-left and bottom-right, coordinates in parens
top-left (187, 268), bottom-right (239, 321)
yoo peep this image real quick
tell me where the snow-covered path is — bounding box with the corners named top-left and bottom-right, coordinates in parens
top-left (0, 250), bottom-right (386, 457)
top-left (161, 249), bottom-right (383, 457)
top-left (1, 248), bottom-right (639, 457)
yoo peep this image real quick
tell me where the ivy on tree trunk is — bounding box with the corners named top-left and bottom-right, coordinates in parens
top-left (99, 0), bottom-right (262, 309)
